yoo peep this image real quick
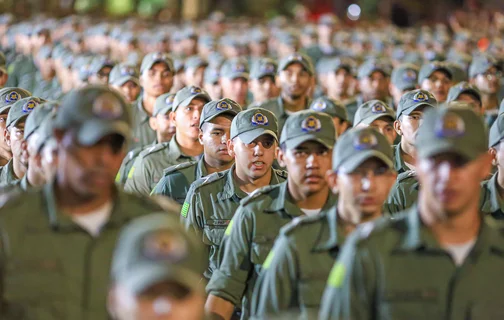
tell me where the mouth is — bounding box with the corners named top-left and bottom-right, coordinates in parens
top-left (251, 161), bottom-right (266, 170)
top-left (304, 174), bottom-right (323, 183)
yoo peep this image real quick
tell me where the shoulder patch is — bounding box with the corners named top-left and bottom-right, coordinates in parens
top-left (327, 262), bottom-right (346, 288)
top-left (162, 161), bottom-right (197, 176)
top-left (194, 170), bottom-right (227, 189)
top-left (240, 184), bottom-right (279, 206)
top-left (397, 170), bottom-right (417, 183)
top-left (140, 142), bottom-right (169, 158)
top-left (180, 202), bottom-right (190, 218)
top-left (281, 214), bottom-right (323, 235)
top-left (274, 169), bottom-right (288, 179)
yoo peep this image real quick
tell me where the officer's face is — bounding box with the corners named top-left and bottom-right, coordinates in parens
top-left (331, 158), bottom-right (396, 224)
top-left (57, 133), bottom-right (126, 196)
top-left (171, 98), bottom-right (205, 140)
top-left (199, 115), bottom-right (233, 165)
top-left (356, 118), bottom-right (396, 145)
top-left (150, 112), bottom-right (175, 143)
top-left (0, 111), bottom-right (10, 153)
top-left (228, 135), bottom-right (276, 180)
top-left (474, 67), bottom-right (501, 94)
top-left (115, 81), bottom-right (141, 103)
top-left (416, 152), bottom-right (492, 218)
top-left (204, 82), bottom-right (222, 101)
top-left (456, 93), bottom-right (483, 115)
top-left (249, 76), bottom-right (278, 103)
top-left (278, 141), bottom-right (332, 197)
top-left (421, 71), bottom-right (452, 102)
top-left (89, 66), bottom-right (113, 85)
top-left (359, 71), bottom-right (390, 101)
top-left (109, 282), bottom-right (205, 320)
top-left (5, 121), bottom-right (25, 164)
top-left (220, 77), bottom-right (248, 104)
top-left (332, 117), bottom-right (349, 138)
top-left (185, 67), bottom-right (206, 88)
top-left (327, 68), bottom-right (353, 96)
top-left (140, 62), bottom-right (174, 98)
top-left (395, 107), bottom-right (428, 148)
top-left (279, 63), bottom-right (313, 99)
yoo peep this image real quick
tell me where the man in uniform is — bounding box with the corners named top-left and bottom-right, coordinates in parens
top-left (184, 56), bottom-right (208, 88)
top-left (219, 58), bottom-right (250, 107)
top-left (32, 45), bottom-right (61, 100)
top-left (86, 56), bottom-right (115, 85)
top-left (353, 100), bottom-right (397, 145)
top-left (254, 53), bottom-right (314, 134)
top-left (418, 61), bottom-right (453, 103)
top-left (182, 108), bottom-right (286, 282)
top-left (108, 213), bottom-right (207, 320)
top-left (0, 86), bottom-right (162, 319)
top-left (204, 66), bottom-right (222, 101)
top-left (124, 86), bottom-right (210, 195)
top-left (108, 63), bottom-right (141, 103)
top-left (0, 97), bottom-right (42, 186)
top-left (310, 96), bottom-right (350, 137)
top-left (132, 52), bottom-right (174, 148)
top-left (468, 54), bottom-right (501, 124)
top-left (324, 58), bottom-right (356, 107)
top-left (389, 63), bottom-right (419, 109)
top-left (393, 89), bottom-right (437, 174)
top-left (447, 81), bottom-right (483, 115)
top-left (205, 111), bottom-right (335, 320)
top-left (0, 87), bottom-right (31, 166)
top-left (248, 58), bottom-right (279, 107)
top-left (152, 98), bottom-right (242, 203)
top-left (320, 105), bottom-right (501, 320)
top-left (251, 128), bottom-right (396, 319)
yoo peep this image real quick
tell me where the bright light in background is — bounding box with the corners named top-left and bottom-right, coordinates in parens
top-left (347, 4), bottom-right (361, 21)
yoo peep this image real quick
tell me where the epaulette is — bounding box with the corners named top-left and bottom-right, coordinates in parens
top-left (125, 146), bottom-right (144, 161)
top-left (162, 160), bottom-right (197, 176)
top-left (274, 168), bottom-right (288, 179)
top-left (192, 170), bottom-right (227, 191)
top-left (138, 142), bottom-right (169, 158)
top-left (240, 184), bottom-right (279, 206)
top-left (397, 170), bottom-right (417, 183)
top-left (281, 214), bottom-right (323, 235)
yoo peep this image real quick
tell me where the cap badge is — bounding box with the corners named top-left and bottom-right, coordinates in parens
top-left (22, 100), bottom-right (37, 113)
top-left (143, 230), bottom-right (187, 262)
top-left (413, 91), bottom-right (429, 102)
top-left (190, 86), bottom-right (203, 95)
top-left (5, 91), bottom-right (20, 103)
top-left (165, 95), bottom-right (175, 105)
top-left (289, 53), bottom-right (304, 62)
top-left (311, 100), bottom-right (327, 111)
top-left (301, 115), bottom-right (322, 132)
top-left (93, 92), bottom-right (123, 119)
top-left (233, 63), bottom-right (246, 73)
top-left (262, 63), bottom-right (275, 73)
top-left (216, 100), bottom-right (232, 111)
top-left (251, 112), bottom-right (269, 126)
top-left (403, 69), bottom-right (417, 82)
top-left (120, 66), bottom-right (135, 76)
top-left (371, 102), bottom-right (386, 114)
top-left (354, 131), bottom-right (378, 150)
top-left (435, 112), bottom-right (465, 138)
top-left (152, 52), bottom-right (169, 61)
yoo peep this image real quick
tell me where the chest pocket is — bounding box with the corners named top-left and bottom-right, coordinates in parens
top-left (202, 224), bottom-right (227, 273)
top-left (250, 236), bottom-right (274, 275)
top-left (381, 289), bottom-right (440, 320)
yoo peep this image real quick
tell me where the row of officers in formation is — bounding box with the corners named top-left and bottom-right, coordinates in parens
top-left (0, 11), bottom-right (504, 320)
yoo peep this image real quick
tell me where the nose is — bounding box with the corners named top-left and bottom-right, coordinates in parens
top-left (220, 133), bottom-right (228, 144)
top-left (438, 161), bottom-right (453, 183)
top-left (253, 143), bottom-right (265, 156)
top-left (306, 153), bottom-right (320, 168)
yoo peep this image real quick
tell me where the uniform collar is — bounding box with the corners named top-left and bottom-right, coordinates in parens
top-left (218, 164), bottom-right (248, 201)
top-left (311, 196), bottom-right (344, 251)
top-left (195, 156), bottom-right (208, 180)
top-left (394, 144), bottom-right (408, 174)
top-left (485, 172), bottom-right (504, 213)
top-left (277, 96), bottom-right (311, 117)
top-left (169, 135), bottom-right (195, 162)
top-left (136, 95), bottom-right (150, 123)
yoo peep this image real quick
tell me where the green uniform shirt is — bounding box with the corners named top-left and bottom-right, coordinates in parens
top-left (124, 137), bottom-right (195, 195)
top-left (130, 96), bottom-right (156, 149)
top-left (115, 141), bottom-right (156, 186)
top-left (0, 160), bottom-right (19, 186)
top-left (480, 172), bottom-right (504, 220)
top-left (6, 55), bottom-right (37, 88)
top-left (319, 206), bottom-right (504, 320)
top-left (32, 73), bottom-right (62, 101)
top-left (182, 165), bottom-right (287, 281)
top-left (383, 170), bottom-right (419, 215)
top-left (250, 195), bottom-right (340, 319)
top-left (393, 144), bottom-right (410, 174)
top-left (151, 157), bottom-right (208, 203)
top-left (252, 97), bottom-right (310, 136)
top-left (344, 96), bottom-right (361, 124)
top-left (0, 182), bottom-right (161, 320)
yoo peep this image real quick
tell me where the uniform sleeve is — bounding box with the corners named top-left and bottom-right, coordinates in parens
top-left (250, 234), bottom-right (298, 317)
top-left (124, 156), bottom-right (152, 195)
top-left (383, 181), bottom-right (406, 215)
top-left (206, 206), bottom-right (254, 306)
top-left (151, 174), bottom-right (169, 196)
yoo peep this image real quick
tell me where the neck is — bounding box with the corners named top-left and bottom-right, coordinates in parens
top-left (281, 93), bottom-right (307, 112)
top-left (328, 91), bottom-right (349, 102)
top-left (0, 148), bottom-right (11, 164)
top-left (289, 179), bottom-right (330, 210)
top-left (419, 194), bottom-right (481, 245)
top-left (481, 93), bottom-right (499, 111)
top-left (337, 202), bottom-right (382, 236)
top-left (234, 166), bottom-right (272, 194)
top-left (204, 156), bottom-right (234, 175)
top-left (400, 140), bottom-right (416, 164)
top-left (55, 178), bottom-right (114, 215)
top-left (12, 158), bottom-right (26, 180)
top-left (142, 94), bottom-right (157, 116)
top-left (175, 134), bottom-right (203, 157)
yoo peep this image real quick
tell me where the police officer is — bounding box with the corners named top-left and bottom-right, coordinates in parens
top-left (254, 53), bottom-right (314, 134)
top-left (132, 52), bottom-right (174, 148)
top-left (108, 63), bottom-right (141, 103)
top-left (86, 55), bottom-right (114, 85)
top-left (248, 58), bottom-right (279, 107)
top-left (205, 110), bottom-right (334, 320)
top-left (353, 100), bottom-right (397, 145)
top-left (389, 63), bottom-right (419, 109)
top-left (219, 57), bottom-right (250, 107)
top-left (124, 86), bottom-right (210, 195)
top-left (324, 58), bottom-right (356, 107)
top-left (184, 55), bottom-right (208, 88)
top-left (182, 108), bottom-right (286, 281)
top-left (447, 81), bottom-right (484, 115)
top-left (320, 105), bottom-right (500, 320)
top-left (393, 89), bottom-right (437, 174)
top-left (0, 97), bottom-right (42, 185)
top-left (310, 96), bottom-right (350, 137)
top-left (251, 128), bottom-right (396, 319)
top-left (32, 45), bottom-right (61, 100)
top-left (152, 98), bottom-right (242, 203)
top-left (0, 86), bottom-right (162, 319)
top-left (204, 66), bottom-right (222, 101)
top-left (108, 213), bottom-right (207, 320)
top-left (418, 61), bottom-right (453, 103)
top-left (468, 54), bottom-right (501, 123)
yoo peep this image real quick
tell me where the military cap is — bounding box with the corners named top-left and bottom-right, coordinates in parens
top-left (54, 85), bottom-right (132, 146)
top-left (250, 58), bottom-right (277, 79)
top-left (200, 98), bottom-right (242, 128)
top-left (276, 31), bottom-right (299, 46)
top-left (250, 28), bottom-right (268, 43)
top-left (332, 128), bottom-right (393, 172)
top-left (140, 52), bottom-right (174, 74)
top-left (357, 59), bottom-right (391, 79)
top-left (0, 87), bottom-right (32, 114)
top-left (416, 106), bottom-right (487, 161)
top-left (469, 54), bottom-right (499, 79)
top-left (447, 81), bottom-right (481, 104)
top-left (447, 62), bottom-right (468, 84)
top-left (207, 52), bottom-right (225, 68)
top-left (172, 86), bottom-right (211, 113)
top-left (310, 97), bottom-right (349, 121)
top-left (77, 57), bottom-right (94, 82)
top-left (280, 110), bottom-right (335, 149)
top-left (35, 111), bottom-right (57, 152)
top-left (418, 61), bottom-right (453, 83)
top-left (403, 51), bottom-right (423, 67)
top-left (204, 67), bottom-right (220, 84)
top-left (391, 63), bottom-right (419, 91)
top-left (489, 113), bottom-right (504, 148)
top-left (185, 56), bottom-right (208, 70)
top-left (7, 97), bottom-right (42, 129)
top-left (111, 213), bottom-right (206, 294)
top-left (24, 102), bottom-right (57, 140)
top-left (109, 63), bottom-right (139, 86)
top-left (325, 57), bottom-right (353, 74)
top-left (173, 58), bottom-right (185, 73)
top-left (499, 98), bottom-right (504, 115)
top-left (353, 100), bottom-right (395, 126)
top-left (220, 58), bottom-right (249, 79)
top-left (89, 56), bottom-right (115, 76)
top-left (397, 89), bottom-right (437, 119)
top-left (423, 50), bottom-right (445, 62)
top-left (278, 52), bottom-right (314, 76)
top-left (153, 93), bottom-right (176, 117)
top-left (231, 108), bottom-right (278, 143)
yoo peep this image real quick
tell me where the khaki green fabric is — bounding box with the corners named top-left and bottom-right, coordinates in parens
top-left (32, 73), bottom-right (62, 101)
top-left (124, 137), bottom-right (195, 195)
top-left (480, 172), bottom-right (504, 220)
top-left (319, 206), bottom-right (504, 320)
top-left (115, 141), bottom-right (155, 186)
top-left (181, 165), bottom-right (287, 280)
top-left (0, 182), bottom-right (161, 320)
top-left (393, 144), bottom-right (410, 174)
top-left (130, 97), bottom-right (156, 148)
top-left (0, 160), bottom-right (19, 186)
top-left (383, 170), bottom-right (419, 215)
top-left (250, 196), bottom-right (340, 319)
top-left (151, 158), bottom-right (207, 204)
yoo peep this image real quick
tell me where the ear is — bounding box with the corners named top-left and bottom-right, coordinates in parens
top-left (276, 147), bottom-right (287, 167)
top-left (53, 128), bottom-right (65, 144)
top-left (489, 147), bottom-right (498, 167)
top-left (480, 152), bottom-right (494, 180)
top-left (20, 139), bottom-right (27, 152)
top-left (169, 110), bottom-right (177, 126)
top-left (148, 117), bottom-right (158, 131)
top-left (325, 170), bottom-right (338, 194)
top-left (227, 139), bottom-right (235, 157)
top-left (4, 128), bottom-right (10, 147)
top-left (198, 128), bottom-right (204, 145)
top-left (341, 121), bottom-right (350, 133)
top-left (393, 119), bottom-right (403, 136)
